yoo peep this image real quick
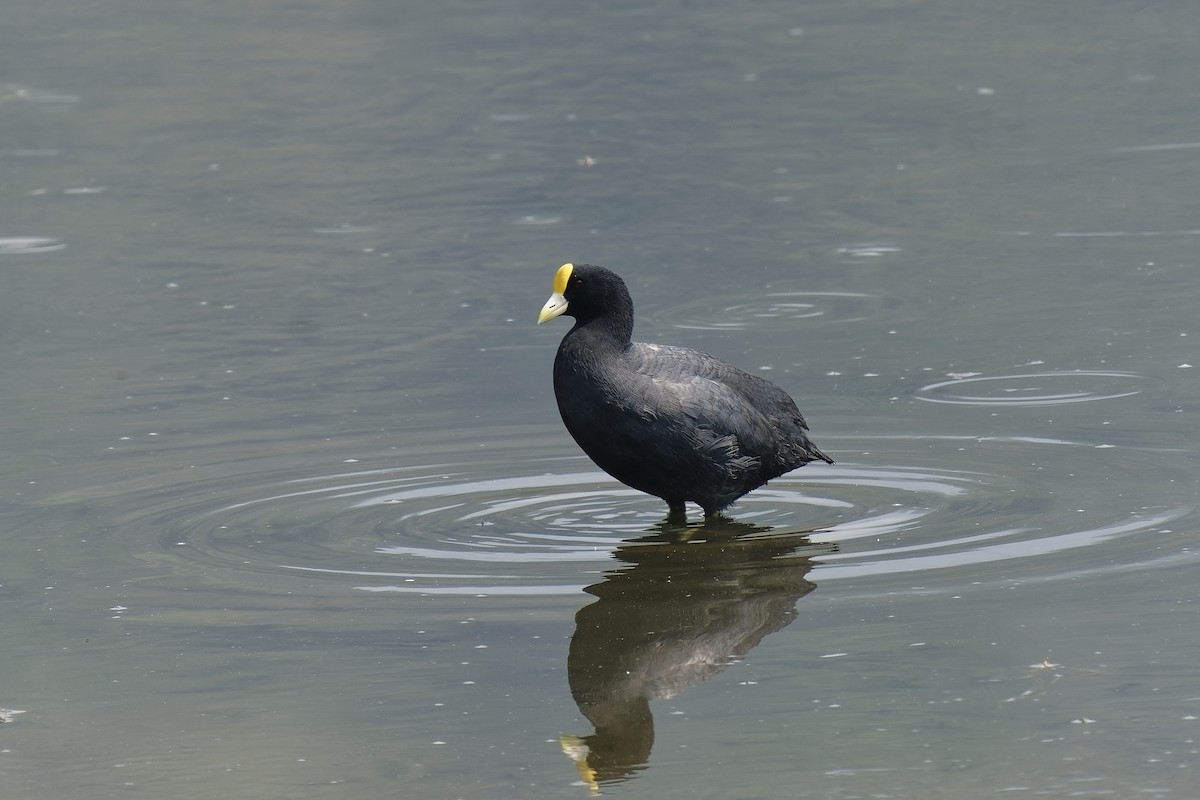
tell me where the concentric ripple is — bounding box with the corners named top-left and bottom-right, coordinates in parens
top-left (71, 429), bottom-right (1193, 600)
top-left (914, 370), bottom-right (1146, 407)
top-left (651, 290), bottom-right (888, 331)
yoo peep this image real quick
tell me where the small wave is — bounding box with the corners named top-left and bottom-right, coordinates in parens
top-left (0, 237), bottom-right (67, 254)
top-left (653, 291), bottom-right (886, 332)
top-left (914, 371), bottom-right (1145, 407)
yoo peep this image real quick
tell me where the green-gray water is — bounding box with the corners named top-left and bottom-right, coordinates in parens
top-left (3, 1), bottom-right (1198, 797)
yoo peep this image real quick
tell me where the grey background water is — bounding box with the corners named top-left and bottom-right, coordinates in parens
top-left (3, 1), bottom-right (1199, 797)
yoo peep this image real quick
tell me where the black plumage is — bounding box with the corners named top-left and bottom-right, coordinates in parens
top-left (538, 263), bottom-right (832, 519)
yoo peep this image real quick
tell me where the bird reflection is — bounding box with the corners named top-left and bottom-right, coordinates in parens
top-left (561, 517), bottom-right (836, 793)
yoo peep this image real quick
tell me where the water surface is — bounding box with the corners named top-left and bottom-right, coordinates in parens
top-left (2, 1), bottom-right (1199, 798)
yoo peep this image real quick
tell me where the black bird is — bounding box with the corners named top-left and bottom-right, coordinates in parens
top-left (537, 263), bottom-right (832, 520)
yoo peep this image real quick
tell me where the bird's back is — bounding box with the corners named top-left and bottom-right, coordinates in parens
top-left (554, 336), bottom-right (830, 513)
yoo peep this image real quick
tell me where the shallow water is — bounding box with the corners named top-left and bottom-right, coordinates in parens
top-left (3, 1), bottom-right (1200, 798)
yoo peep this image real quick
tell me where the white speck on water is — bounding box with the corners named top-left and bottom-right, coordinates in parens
top-left (513, 215), bottom-right (561, 225)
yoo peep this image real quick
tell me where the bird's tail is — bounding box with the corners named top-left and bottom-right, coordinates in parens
top-left (807, 443), bottom-right (834, 465)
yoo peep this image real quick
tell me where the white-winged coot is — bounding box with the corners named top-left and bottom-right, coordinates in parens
top-left (538, 263), bottom-right (832, 520)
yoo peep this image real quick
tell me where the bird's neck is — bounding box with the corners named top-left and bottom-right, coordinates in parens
top-left (556, 317), bottom-right (632, 386)
top-left (559, 327), bottom-right (621, 370)
top-left (571, 300), bottom-right (634, 344)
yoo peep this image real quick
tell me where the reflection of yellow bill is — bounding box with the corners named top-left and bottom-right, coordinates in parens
top-left (559, 734), bottom-right (599, 796)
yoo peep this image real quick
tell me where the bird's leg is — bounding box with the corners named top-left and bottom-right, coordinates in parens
top-left (665, 500), bottom-right (687, 524)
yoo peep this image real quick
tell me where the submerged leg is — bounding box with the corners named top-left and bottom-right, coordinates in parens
top-left (666, 500), bottom-right (687, 524)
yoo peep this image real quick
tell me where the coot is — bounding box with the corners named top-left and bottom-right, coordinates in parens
top-left (537, 263), bottom-right (832, 519)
